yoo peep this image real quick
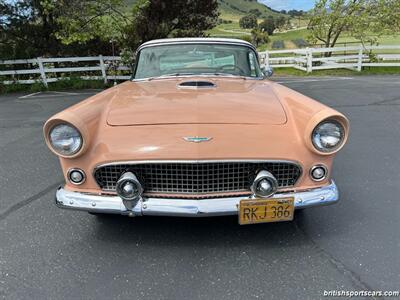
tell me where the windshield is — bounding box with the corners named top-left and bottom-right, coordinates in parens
top-left (133, 43), bottom-right (262, 79)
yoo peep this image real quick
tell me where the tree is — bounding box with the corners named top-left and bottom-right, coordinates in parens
top-left (288, 10), bottom-right (303, 17)
top-left (53, 0), bottom-right (129, 46)
top-left (250, 28), bottom-right (269, 47)
top-left (0, 1), bottom-right (68, 58)
top-left (308, 0), bottom-right (400, 53)
top-left (351, 0), bottom-right (400, 45)
top-left (0, 0), bottom-right (117, 59)
top-left (126, 0), bottom-right (219, 48)
top-left (0, 0), bottom-right (220, 58)
top-left (55, 0), bottom-right (219, 51)
top-left (239, 14), bottom-right (258, 29)
top-left (259, 17), bottom-right (276, 35)
top-left (276, 16), bottom-right (287, 29)
top-left (308, 0), bottom-right (363, 51)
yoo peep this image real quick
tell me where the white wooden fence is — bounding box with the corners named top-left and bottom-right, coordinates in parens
top-left (0, 56), bottom-right (131, 86)
top-left (259, 45), bottom-right (400, 73)
top-left (1, 45), bottom-right (400, 86)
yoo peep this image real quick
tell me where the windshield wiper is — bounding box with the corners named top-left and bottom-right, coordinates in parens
top-left (143, 72), bottom-right (247, 81)
top-left (160, 72), bottom-right (196, 77)
top-left (147, 73), bottom-right (195, 80)
top-left (200, 72), bottom-right (247, 79)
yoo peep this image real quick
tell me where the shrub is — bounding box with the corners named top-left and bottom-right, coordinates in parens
top-left (239, 14), bottom-right (258, 29)
top-left (0, 77), bottom-right (110, 94)
top-left (218, 18), bottom-right (233, 25)
top-left (50, 77), bottom-right (107, 90)
top-left (240, 35), bottom-right (253, 44)
top-left (259, 17), bottom-right (276, 35)
top-left (251, 29), bottom-right (269, 47)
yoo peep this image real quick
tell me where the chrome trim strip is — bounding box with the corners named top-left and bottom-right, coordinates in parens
top-left (94, 159), bottom-right (303, 169)
top-left (55, 180), bottom-right (339, 217)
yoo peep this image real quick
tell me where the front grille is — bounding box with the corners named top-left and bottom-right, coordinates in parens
top-left (94, 161), bottom-right (302, 195)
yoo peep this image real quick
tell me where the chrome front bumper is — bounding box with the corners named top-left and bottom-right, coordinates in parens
top-left (55, 180), bottom-right (339, 217)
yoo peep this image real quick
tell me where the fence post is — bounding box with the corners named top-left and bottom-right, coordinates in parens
top-left (307, 48), bottom-right (313, 73)
top-left (357, 46), bottom-right (363, 72)
top-left (265, 51), bottom-right (270, 69)
top-left (99, 55), bottom-right (108, 84)
top-left (37, 57), bottom-right (48, 87)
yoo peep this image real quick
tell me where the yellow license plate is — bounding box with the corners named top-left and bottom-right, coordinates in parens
top-left (239, 197), bottom-right (295, 225)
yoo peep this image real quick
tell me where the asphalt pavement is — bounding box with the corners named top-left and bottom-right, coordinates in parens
top-left (0, 76), bottom-right (399, 299)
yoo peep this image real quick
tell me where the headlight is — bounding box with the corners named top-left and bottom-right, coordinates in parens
top-left (312, 120), bottom-right (345, 153)
top-left (49, 124), bottom-right (83, 156)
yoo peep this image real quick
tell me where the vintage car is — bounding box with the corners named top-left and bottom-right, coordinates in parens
top-left (44, 38), bottom-right (349, 225)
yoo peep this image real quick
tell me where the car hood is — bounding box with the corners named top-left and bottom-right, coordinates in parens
top-left (106, 78), bottom-right (287, 126)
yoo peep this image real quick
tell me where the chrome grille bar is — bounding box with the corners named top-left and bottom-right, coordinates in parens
top-left (94, 161), bottom-right (302, 194)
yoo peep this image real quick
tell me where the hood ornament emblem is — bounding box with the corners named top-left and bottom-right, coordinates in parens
top-left (183, 137), bottom-right (213, 143)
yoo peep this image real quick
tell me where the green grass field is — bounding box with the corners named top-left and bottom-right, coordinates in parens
top-left (209, 11), bottom-right (400, 51)
top-left (274, 66), bottom-right (400, 76)
top-left (217, 0), bottom-right (281, 17)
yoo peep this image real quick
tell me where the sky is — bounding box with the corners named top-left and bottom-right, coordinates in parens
top-left (259, 0), bottom-right (316, 11)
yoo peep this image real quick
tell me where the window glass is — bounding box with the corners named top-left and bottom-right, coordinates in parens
top-left (248, 52), bottom-right (257, 77)
top-left (134, 43), bottom-right (261, 79)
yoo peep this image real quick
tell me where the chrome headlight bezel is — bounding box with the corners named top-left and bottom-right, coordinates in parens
top-left (48, 123), bottom-right (83, 157)
top-left (312, 119), bottom-right (345, 153)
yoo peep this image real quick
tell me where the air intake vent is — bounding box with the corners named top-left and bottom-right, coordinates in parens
top-left (178, 81), bottom-right (216, 89)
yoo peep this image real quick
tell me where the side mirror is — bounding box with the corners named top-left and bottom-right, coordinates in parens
top-left (262, 66), bottom-right (274, 78)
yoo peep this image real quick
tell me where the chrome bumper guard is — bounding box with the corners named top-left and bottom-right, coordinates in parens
top-left (55, 180), bottom-right (339, 217)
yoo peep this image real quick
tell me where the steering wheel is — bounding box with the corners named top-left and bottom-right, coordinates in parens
top-left (216, 64), bottom-right (246, 76)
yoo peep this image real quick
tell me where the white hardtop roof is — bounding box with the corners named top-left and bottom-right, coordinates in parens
top-left (138, 38), bottom-right (256, 51)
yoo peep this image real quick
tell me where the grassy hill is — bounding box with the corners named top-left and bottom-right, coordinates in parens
top-left (217, 0), bottom-right (283, 18)
top-left (125, 0), bottom-right (283, 18)
top-left (209, 0), bottom-right (287, 40)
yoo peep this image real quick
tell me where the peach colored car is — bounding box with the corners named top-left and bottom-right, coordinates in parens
top-left (44, 38), bottom-right (349, 224)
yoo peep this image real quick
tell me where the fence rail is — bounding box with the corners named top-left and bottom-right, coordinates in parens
top-left (1, 44), bottom-right (400, 86)
top-left (259, 45), bottom-right (400, 73)
top-left (0, 55), bottom-right (131, 86)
